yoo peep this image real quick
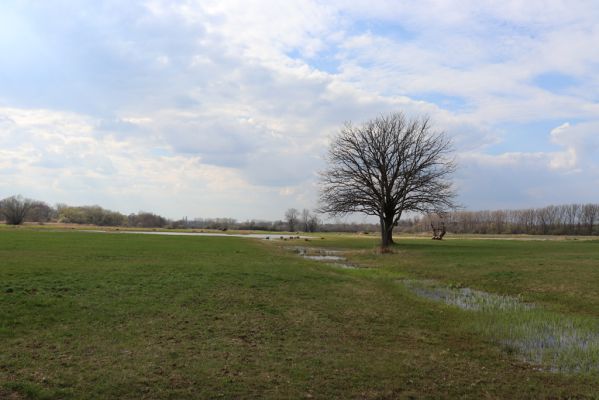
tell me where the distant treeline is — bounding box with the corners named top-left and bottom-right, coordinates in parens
top-left (1, 194), bottom-right (379, 232)
top-left (404, 204), bottom-right (599, 235)
top-left (0, 197), bottom-right (172, 228)
top-left (4, 194), bottom-right (596, 235)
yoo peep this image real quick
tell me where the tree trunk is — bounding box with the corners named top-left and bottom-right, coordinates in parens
top-left (380, 216), bottom-right (395, 248)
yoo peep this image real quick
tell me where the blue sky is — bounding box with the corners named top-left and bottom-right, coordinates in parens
top-left (1, 0), bottom-right (599, 220)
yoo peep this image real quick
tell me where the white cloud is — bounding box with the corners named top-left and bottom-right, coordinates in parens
top-left (549, 121), bottom-right (599, 171)
top-left (1, 1), bottom-right (599, 218)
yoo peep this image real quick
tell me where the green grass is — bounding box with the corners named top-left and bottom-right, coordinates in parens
top-left (1, 229), bottom-right (599, 399)
top-left (302, 234), bottom-right (599, 316)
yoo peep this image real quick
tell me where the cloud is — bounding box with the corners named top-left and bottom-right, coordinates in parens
top-left (549, 121), bottom-right (599, 170)
top-left (1, 1), bottom-right (599, 219)
top-left (456, 119), bottom-right (599, 209)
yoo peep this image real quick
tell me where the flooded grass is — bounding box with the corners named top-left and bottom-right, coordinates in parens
top-left (402, 280), bottom-right (531, 312)
top-left (491, 312), bottom-right (599, 373)
top-left (402, 279), bottom-right (599, 373)
top-left (289, 246), bottom-right (343, 256)
top-left (288, 246), bottom-right (359, 269)
top-left (303, 255), bottom-right (346, 261)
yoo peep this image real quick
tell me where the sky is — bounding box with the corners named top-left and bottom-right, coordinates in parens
top-left (1, 0), bottom-right (599, 221)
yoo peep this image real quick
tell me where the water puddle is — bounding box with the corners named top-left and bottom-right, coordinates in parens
top-left (400, 279), bottom-right (599, 373)
top-left (289, 247), bottom-right (358, 269)
top-left (82, 230), bottom-right (309, 240)
top-left (303, 255), bottom-right (345, 261)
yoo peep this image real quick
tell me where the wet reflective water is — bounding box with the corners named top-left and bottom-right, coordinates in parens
top-left (303, 255), bottom-right (345, 261)
top-left (83, 230), bottom-right (308, 240)
top-left (289, 246), bottom-right (358, 269)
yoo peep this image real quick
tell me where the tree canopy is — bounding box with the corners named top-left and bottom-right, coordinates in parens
top-left (319, 112), bottom-right (457, 247)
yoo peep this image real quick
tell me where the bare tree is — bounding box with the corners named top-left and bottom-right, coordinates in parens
top-left (307, 214), bottom-right (320, 232)
top-left (581, 204), bottom-right (599, 235)
top-left (285, 208), bottom-right (299, 232)
top-left (319, 112), bottom-right (456, 248)
top-left (0, 195), bottom-right (34, 225)
top-left (301, 209), bottom-right (311, 232)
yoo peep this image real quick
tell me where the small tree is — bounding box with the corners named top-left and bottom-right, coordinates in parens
top-left (299, 209), bottom-right (320, 232)
top-left (307, 214), bottom-right (320, 232)
top-left (0, 195), bottom-right (34, 225)
top-left (300, 209), bottom-right (313, 232)
top-left (285, 208), bottom-right (299, 232)
top-left (319, 112), bottom-right (457, 248)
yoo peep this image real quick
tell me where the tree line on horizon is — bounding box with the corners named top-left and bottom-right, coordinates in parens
top-left (403, 204), bottom-right (599, 236)
top-left (0, 195), bottom-right (170, 228)
top-left (2, 194), bottom-right (598, 236)
top-left (0, 195), bottom-right (366, 232)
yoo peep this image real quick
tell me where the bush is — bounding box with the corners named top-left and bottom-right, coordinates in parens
top-left (0, 195), bottom-right (34, 225)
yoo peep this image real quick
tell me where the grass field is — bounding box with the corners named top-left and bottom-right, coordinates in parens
top-left (1, 228), bottom-right (599, 399)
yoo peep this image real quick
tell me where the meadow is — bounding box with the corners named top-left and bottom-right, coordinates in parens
top-left (1, 227), bottom-right (599, 399)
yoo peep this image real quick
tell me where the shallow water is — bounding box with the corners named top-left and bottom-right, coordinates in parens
top-left (303, 255), bottom-right (345, 261)
top-left (83, 230), bottom-right (308, 240)
top-left (403, 280), bottom-right (531, 312)
top-left (289, 246), bottom-right (342, 255)
top-left (289, 246), bottom-right (358, 269)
